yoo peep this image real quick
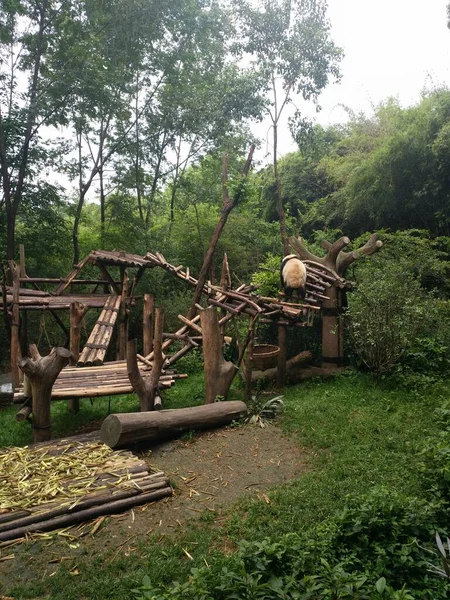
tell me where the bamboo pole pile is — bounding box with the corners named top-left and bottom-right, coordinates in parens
top-left (77, 295), bottom-right (121, 366)
top-left (0, 441), bottom-right (172, 542)
top-left (13, 361), bottom-right (187, 404)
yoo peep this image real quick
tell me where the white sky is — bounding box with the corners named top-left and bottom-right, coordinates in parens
top-left (255, 0), bottom-right (450, 161)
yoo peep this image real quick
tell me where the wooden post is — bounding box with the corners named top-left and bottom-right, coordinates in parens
top-left (276, 324), bottom-right (287, 388)
top-left (321, 285), bottom-right (343, 369)
top-left (245, 316), bottom-right (255, 401)
top-left (19, 244), bottom-right (27, 278)
top-left (200, 306), bottom-right (239, 404)
top-left (117, 269), bottom-right (129, 360)
top-left (18, 245), bottom-right (29, 358)
top-left (127, 308), bottom-right (164, 412)
top-left (19, 345), bottom-right (72, 442)
top-left (187, 146), bottom-right (255, 319)
top-left (143, 294), bottom-right (154, 356)
top-left (9, 261), bottom-right (21, 389)
top-left (68, 301), bottom-right (86, 413)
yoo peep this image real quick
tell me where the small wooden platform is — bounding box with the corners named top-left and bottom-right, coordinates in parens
top-left (13, 362), bottom-right (187, 404)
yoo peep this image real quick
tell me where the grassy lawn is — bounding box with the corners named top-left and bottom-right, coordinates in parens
top-left (0, 370), bottom-right (447, 599)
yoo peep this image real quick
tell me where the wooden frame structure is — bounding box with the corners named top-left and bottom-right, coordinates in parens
top-left (2, 233), bottom-right (382, 442)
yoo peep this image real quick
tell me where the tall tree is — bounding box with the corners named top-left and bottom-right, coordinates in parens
top-left (236, 0), bottom-right (342, 254)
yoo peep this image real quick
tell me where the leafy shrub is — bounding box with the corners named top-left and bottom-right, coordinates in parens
top-left (347, 264), bottom-right (427, 378)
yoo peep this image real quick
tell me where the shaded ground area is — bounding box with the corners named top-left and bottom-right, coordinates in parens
top-left (0, 424), bottom-right (308, 589)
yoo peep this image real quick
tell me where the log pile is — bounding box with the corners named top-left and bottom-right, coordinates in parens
top-left (0, 440), bottom-right (172, 542)
top-left (77, 295), bottom-right (121, 366)
top-left (13, 361), bottom-right (186, 404)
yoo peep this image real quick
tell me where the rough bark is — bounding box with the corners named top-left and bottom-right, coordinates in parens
top-left (100, 401), bottom-right (248, 448)
top-left (201, 307), bottom-right (239, 404)
top-left (19, 345), bottom-right (72, 442)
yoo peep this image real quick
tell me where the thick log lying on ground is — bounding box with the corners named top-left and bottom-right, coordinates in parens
top-left (100, 400), bottom-right (248, 448)
top-left (251, 350), bottom-right (312, 382)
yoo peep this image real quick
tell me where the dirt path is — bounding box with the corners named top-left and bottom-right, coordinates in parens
top-left (0, 424), bottom-right (309, 588)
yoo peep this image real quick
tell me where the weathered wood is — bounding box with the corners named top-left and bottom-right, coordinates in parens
top-left (251, 350), bottom-right (313, 381)
top-left (276, 324), bottom-right (288, 387)
top-left (78, 296), bottom-right (120, 366)
top-left (322, 286), bottom-right (344, 369)
top-left (0, 476), bottom-right (169, 535)
top-left (146, 308), bottom-right (165, 410)
top-left (201, 307), bottom-right (239, 404)
top-left (0, 486), bottom-right (172, 542)
top-left (19, 346), bottom-right (72, 442)
top-left (143, 294), bottom-right (154, 356)
top-left (127, 310), bottom-right (165, 412)
top-left (116, 268), bottom-right (128, 360)
top-left (100, 401), bottom-right (248, 448)
top-left (9, 261), bottom-right (21, 389)
top-left (244, 316), bottom-right (255, 401)
top-left (187, 146), bottom-right (255, 319)
top-left (68, 301), bottom-right (86, 413)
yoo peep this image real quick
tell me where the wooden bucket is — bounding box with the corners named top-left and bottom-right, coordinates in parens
top-left (252, 344), bottom-right (280, 371)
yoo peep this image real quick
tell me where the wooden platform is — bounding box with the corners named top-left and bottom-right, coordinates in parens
top-left (0, 438), bottom-right (172, 542)
top-left (13, 362), bottom-right (187, 404)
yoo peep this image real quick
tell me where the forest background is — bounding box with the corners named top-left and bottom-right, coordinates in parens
top-left (1, 0), bottom-right (450, 376)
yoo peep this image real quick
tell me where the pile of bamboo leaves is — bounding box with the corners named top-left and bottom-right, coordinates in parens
top-left (0, 441), bottom-right (172, 543)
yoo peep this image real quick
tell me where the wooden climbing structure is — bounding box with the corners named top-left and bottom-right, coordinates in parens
top-left (2, 232), bottom-right (382, 442)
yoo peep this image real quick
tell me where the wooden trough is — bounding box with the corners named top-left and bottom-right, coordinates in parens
top-left (252, 345), bottom-right (280, 371)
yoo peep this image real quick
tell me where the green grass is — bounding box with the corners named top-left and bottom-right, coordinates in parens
top-left (1, 371), bottom-right (447, 599)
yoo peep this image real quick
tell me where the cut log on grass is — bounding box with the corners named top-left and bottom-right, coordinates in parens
top-left (100, 401), bottom-right (248, 448)
top-left (251, 350), bottom-right (312, 382)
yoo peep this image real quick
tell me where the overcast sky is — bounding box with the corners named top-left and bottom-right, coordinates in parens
top-left (255, 0), bottom-right (450, 161)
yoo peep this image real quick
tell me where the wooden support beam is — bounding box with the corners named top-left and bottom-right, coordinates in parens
top-left (100, 401), bottom-right (248, 448)
top-left (200, 307), bottom-right (238, 404)
top-left (276, 325), bottom-right (288, 388)
top-left (9, 261), bottom-right (21, 389)
top-left (143, 294), bottom-right (154, 356)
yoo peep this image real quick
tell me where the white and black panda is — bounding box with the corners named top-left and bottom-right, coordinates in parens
top-left (280, 254), bottom-right (307, 301)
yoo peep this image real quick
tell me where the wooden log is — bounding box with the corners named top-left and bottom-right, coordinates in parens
top-left (321, 286), bottom-right (343, 369)
top-left (15, 399), bottom-right (32, 422)
top-left (143, 294), bottom-right (154, 356)
top-left (117, 269), bottom-right (129, 360)
top-left (201, 307), bottom-right (239, 404)
top-left (9, 261), bottom-right (21, 389)
top-left (0, 486), bottom-right (173, 542)
top-left (276, 324), bottom-right (288, 388)
top-left (244, 316), bottom-right (255, 401)
top-left (19, 346), bottom-right (72, 442)
top-left (252, 350), bottom-right (312, 382)
top-left (100, 401), bottom-right (248, 448)
top-left (0, 479), bottom-right (169, 535)
top-left (0, 510), bottom-right (31, 525)
top-left (69, 301), bottom-right (86, 413)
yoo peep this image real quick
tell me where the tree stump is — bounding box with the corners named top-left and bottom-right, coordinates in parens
top-left (19, 345), bottom-right (72, 442)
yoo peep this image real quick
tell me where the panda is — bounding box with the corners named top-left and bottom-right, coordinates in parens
top-left (280, 254), bottom-right (307, 301)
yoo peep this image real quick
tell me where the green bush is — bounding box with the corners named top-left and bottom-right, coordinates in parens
top-left (347, 263), bottom-right (427, 378)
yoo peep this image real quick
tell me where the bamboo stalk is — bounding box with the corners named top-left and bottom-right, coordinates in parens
top-left (0, 486), bottom-right (173, 542)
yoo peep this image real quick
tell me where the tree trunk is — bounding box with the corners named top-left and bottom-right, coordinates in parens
top-left (100, 401), bottom-right (248, 448)
top-left (19, 345), bottom-right (72, 442)
top-left (201, 307), bottom-right (239, 404)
